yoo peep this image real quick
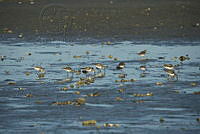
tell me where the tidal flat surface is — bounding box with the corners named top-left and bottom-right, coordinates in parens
top-left (0, 39), bottom-right (200, 134)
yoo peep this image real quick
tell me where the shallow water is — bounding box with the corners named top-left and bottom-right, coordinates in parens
top-left (0, 39), bottom-right (200, 134)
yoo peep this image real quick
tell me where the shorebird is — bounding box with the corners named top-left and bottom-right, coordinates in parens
top-left (63, 66), bottom-right (74, 77)
top-left (179, 55), bottom-right (190, 62)
top-left (94, 63), bottom-right (106, 72)
top-left (0, 56), bottom-right (6, 61)
top-left (34, 66), bottom-right (45, 73)
top-left (164, 69), bottom-right (178, 80)
top-left (138, 50), bottom-right (147, 56)
top-left (63, 66), bottom-right (73, 73)
top-left (140, 65), bottom-right (146, 71)
top-left (81, 67), bottom-right (95, 75)
top-left (163, 64), bottom-right (174, 70)
top-left (116, 62), bottom-right (125, 69)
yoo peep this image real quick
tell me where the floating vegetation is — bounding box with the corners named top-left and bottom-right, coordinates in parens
top-left (70, 84), bottom-right (75, 88)
top-left (191, 82), bottom-right (197, 86)
top-left (38, 73), bottom-right (45, 79)
top-left (87, 92), bottom-right (100, 97)
top-left (53, 98), bottom-right (85, 106)
top-left (74, 98), bottom-right (86, 106)
top-left (117, 88), bottom-right (125, 93)
top-left (103, 123), bottom-right (120, 127)
top-left (24, 72), bottom-right (31, 76)
top-left (25, 94), bottom-right (32, 97)
top-left (132, 100), bottom-right (145, 103)
top-left (18, 87), bottom-right (26, 90)
top-left (156, 82), bottom-right (163, 86)
top-left (8, 81), bottom-right (16, 85)
top-left (133, 92), bottom-right (153, 97)
top-left (193, 91), bottom-right (200, 95)
top-left (140, 73), bottom-right (146, 77)
top-left (114, 57), bottom-right (118, 61)
top-left (60, 87), bottom-right (70, 91)
top-left (139, 58), bottom-right (149, 61)
top-left (115, 97), bottom-right (123, 101)
top-left (73, 55), bottom-right (82, 58)
top-left (74, 91), bottom-right (80, 95)
top-left (115, 79), bottom-right (136, 83)
top-left (118, 74), bottom-right (127, 78)
top-left (82, 120), bottom-right (96, 126)
top-left (108, 55), bottom-right (113, 59)
top-left (160, 117), bottom-right (165, 123)
top-left (53, 101), bottom-right (73, 105)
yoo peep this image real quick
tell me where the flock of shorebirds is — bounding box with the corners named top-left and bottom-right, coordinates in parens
top-left (33, 49), bottom-right (191, 83)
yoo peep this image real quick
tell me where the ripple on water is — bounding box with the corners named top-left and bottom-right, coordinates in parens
top-left (151, 107), bottom-right (186, 112)
top-left (85, 103), bottom-right (114, 108)
top-left (6, 103), bottom-right (31, 108)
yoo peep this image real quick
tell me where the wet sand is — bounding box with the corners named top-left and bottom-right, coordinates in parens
top-left (0, 0), bottom-right (200, 40)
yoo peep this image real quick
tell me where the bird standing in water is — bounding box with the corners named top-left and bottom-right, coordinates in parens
top-left (138, 50), bottom-right (147, 56)
top-left (81, 67), bottom-right (95, 76)
top-left (116, 62), bottom-right (125, 69)
top-left (163, 64), bottom-right (174, 70)
top-left (94, 63), bottom-right (106, 72)
top-left (63, 66), bottom-right (74, 77)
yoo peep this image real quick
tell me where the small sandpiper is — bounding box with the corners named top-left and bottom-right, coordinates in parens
top-left (81, 67), bottom-right (95, 74)
top-left (0, 56), bottom-right (6, 61)
top-left (163, 64), bottom-right (174, 70)
top-left (116, 62), bottom-right (125, 69)
top-left (164, 69), bottom-right (178, 80)
top-left (138, 50), bottom-right (147, 56)
top-left (34, 66), bottom-right (45, 73)
top-left (63, 66), bottom-right (74, 77)
top-left (94, 63), bottom-right (106, 72)
top-left (63, 66), bottom-right (73, 73)
top-left (140, 65), bottom-right (146, 71)
top-left (179, 55), bottom-right (190, 62)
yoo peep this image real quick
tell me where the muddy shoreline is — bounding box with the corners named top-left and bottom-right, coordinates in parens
top-left (0, 0), bottom-right (200, 40)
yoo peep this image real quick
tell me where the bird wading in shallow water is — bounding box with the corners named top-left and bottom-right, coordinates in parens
top-left (94, 63), bottom-right (106, 72)
top-left (63, 66), bottom-right (74, 77)
top-left (138, 50), bottom-right (147, 56)
top-left (163, 64), bottom-right (174, 70)
top-left (116, 62), bottom-right (125, 70)
top-left (81, 67), bottom-right (96, 76)
top-left (140, 65), bottom-right (146, 71)
top-left (34, 66), bottom-right (45, 73)
top-left (164, 69), bottom-right (178, 81)
top-left (179, 55), bottom-right (190, 63)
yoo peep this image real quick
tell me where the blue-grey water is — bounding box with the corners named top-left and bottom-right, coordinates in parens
top-left (0, 39), bottom-right (200, 134)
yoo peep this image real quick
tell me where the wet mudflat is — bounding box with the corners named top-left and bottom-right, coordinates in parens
top-left (0, 39), bottom-right (200, 134)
